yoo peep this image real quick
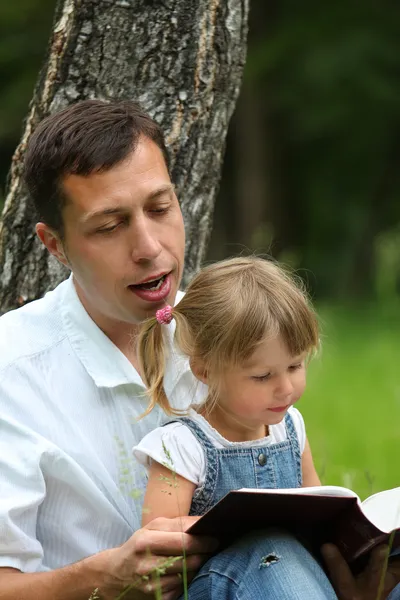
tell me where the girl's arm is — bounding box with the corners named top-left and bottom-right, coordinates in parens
top-left (142, 460), bottom-right (197, 526)
top-left (301, 437), bottom-right (321, 487)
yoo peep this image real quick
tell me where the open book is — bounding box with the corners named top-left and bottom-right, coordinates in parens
top-left (188, 486), bottom-right (400, 568)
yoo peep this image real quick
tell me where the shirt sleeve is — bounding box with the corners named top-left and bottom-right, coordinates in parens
top-left (288, 406), bottom-right (306, 454)
top-left (133, 422), bottom-right (205, 486)
top-left (0, 412), bottom-right (46, 572)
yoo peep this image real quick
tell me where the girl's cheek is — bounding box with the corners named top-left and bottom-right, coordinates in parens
top-left (297, 375), bottom-right (307, 395)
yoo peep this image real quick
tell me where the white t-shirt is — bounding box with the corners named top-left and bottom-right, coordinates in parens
top-left (0, 278), bottom-right (205, 573)
top-left (133, 406), bottom-right (306, 488)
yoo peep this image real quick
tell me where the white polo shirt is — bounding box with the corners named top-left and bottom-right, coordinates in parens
top-left (0, 277), bottom-right (203, 573)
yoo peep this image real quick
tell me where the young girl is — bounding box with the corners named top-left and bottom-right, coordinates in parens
top-left (133, 256), bottom-right (321, 525)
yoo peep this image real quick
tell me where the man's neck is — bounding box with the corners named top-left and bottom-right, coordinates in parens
top-left (73, 280), bottom-right (142, 371)
top-left (103, 324), bottom-right (141, 371)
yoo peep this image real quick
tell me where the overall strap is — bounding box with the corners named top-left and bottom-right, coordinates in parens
top-left (163, 416), bottom-right (217, 452)
top-left (163, 417), bottom-right (219, 516)
top-left (284, 411), bottom-right (302, 486)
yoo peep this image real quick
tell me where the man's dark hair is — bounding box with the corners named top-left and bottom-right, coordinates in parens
top-left (24, 99), bottom-right (169, 235)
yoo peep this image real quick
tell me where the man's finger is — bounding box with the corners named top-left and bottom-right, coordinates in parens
top-left (321, 543), bottom-right (356, 598)
top-left (363, 545), bottom-right (390, 589)
top-left (134, 527), bottom-right (217, 556)
top-left (116, 574), bottom-right (183, 599)
top-left (136, 552), bottom-right (209, 576)
top-left (141, 573), bottom-right (183, 594)
top-left (385, 557), bottom-right (400, 596)
top-left (161, 571), bottom-right (197, 600)
top-left (145, 516), bottom-right (200, 533)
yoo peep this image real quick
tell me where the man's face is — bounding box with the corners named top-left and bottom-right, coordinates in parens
top-left (56, 137), bottom-right (185, 328)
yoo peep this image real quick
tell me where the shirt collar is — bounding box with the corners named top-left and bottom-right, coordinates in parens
top-left (61, 276), bottom-right (144, 388)
top-left (60, 276), bottom-right (190, 392)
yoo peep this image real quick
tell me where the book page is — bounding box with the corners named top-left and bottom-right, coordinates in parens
top-left (238, 485), bottom-right (359, 500)
top-left (361, 487), bottom-right (400, 533)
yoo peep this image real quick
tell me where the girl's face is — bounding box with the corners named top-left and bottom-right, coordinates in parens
top-left (215, 335), bottom-right (307, 429)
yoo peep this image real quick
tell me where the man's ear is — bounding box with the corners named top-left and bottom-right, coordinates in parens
top-left (189, 358), bottom-right (209, 385)
top-left (35, 222), bottom-right (69, 268)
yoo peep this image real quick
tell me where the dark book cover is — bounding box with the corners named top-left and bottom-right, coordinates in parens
top-left (188, 489), bottom-right (400, 566)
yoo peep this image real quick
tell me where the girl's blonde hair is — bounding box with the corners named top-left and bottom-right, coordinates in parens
top-left (138, 256), bottom-right (319, 417)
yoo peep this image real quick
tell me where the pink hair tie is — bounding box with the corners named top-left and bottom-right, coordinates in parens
top-left (156, 305), bottom-right (173, 325)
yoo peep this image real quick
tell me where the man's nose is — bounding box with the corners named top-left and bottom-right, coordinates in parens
top-left (130, 218), bottom-right (162, 262)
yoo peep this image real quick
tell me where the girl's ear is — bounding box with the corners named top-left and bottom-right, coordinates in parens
top-left (190, 357), bottom-right (209, 385)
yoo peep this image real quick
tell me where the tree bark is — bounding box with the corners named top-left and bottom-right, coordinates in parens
top-left (0, 0), bottom-right (249, 313)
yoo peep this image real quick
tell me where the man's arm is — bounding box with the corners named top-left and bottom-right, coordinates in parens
top-left (0, 561), bottom-right (109, 600)
top-left (0, 517), bottom-right (216, 600)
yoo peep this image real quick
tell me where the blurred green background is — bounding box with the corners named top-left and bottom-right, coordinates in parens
top-left (1, 0), bottom-right (399, 499)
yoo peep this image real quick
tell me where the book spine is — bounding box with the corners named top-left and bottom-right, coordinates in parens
top-left (334, 504), bottom-right (386, 562)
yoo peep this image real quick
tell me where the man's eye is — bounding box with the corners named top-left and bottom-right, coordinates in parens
top-left (96, 223), bottom-right (120, 234)
top-left (150, 205), bottom-right (170, 215)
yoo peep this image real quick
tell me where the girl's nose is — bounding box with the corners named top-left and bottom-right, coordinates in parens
top-left (275, 375), bottom-right (294, 399)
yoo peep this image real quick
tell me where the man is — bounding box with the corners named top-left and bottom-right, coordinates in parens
top-left (0, 99), bottom-right (398, 600)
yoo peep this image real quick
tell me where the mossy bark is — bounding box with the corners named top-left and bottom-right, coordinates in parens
top-left (0, 0), bottom-right (248, 313)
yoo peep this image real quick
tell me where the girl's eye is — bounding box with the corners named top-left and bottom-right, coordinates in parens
top-left (289, 363), bottom-right (302, 372)
top-left (253, 373), bottom-right (271, 382)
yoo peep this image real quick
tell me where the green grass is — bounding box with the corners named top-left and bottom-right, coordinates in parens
top-left (297, 303), bottom-right (400, 500)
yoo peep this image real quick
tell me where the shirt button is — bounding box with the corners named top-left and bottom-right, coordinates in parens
top-left (258, 453), bottom-right (267, 466)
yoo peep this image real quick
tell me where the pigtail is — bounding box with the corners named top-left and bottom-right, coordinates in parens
top-left (137, 317), bottom-right (172, 418)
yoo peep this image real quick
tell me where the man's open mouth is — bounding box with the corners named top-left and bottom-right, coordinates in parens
top-left (130, 274), bottom-right (168, 291)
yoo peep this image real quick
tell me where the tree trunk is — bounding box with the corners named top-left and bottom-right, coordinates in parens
top-left (234, 76), bottom-right (269, 251)
top-left (0, 0), bottom-right (249, 313)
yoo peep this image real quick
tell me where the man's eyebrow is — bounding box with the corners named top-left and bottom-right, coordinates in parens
top-left (81, 185), bottom-right (175, 223)
top-left (81, 207), bottom-right (127, 224)
top-left (147, 184), bottom-right (175, 200)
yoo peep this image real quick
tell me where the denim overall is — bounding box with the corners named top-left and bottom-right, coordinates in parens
top-left (171, 411), bottom-right (302, 517)
top-left (173, 414), bottom-right (342, 599)
top-left (180, 414), bottom-right (400, 600)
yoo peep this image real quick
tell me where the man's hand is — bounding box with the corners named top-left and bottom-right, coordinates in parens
top-left (322, 543), bottom-right (400, 600)
top-left (99, 516), bottom-right (217, 600)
